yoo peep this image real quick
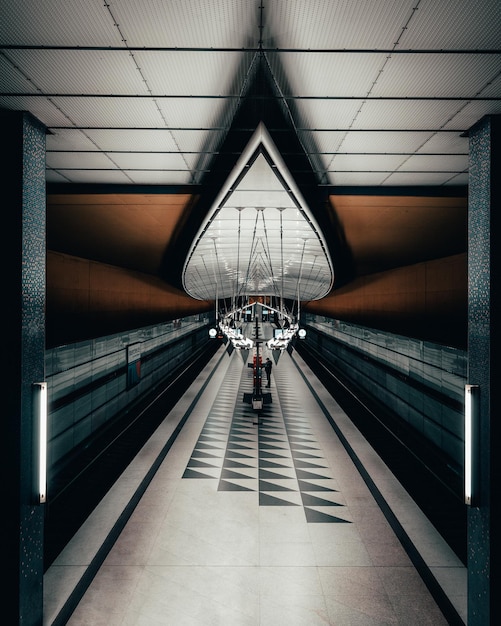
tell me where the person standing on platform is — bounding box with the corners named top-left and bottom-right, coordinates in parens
top-left (264, 357), bottom-right (272, 387)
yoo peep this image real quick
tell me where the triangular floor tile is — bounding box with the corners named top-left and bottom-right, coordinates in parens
top-left (290, 443), bottom-right (321, 451)
top-left (190, 451), bottom-right (222, 459)
top-left (288, 435), bottom-right (316, 443)
top-left (227, 443), bottom-right (256, 450)
top-left (259, 492), bottom-right (299, 506)
top-left (259, 442), bottom-right (288, 450)
top-left (198, 435), bottom-right (227, 443)
top-left (291, 451), bottom-right (323, 460)
top-left (259, 479), bottom-right (296, 492)
top-left (228, 435), bottom-right (256, 443)
top-left (301, 492), bottom-right (343, 507)
top-left (225, 451), bottom-right (257, 460)
top-left (304, 507), bottom-right (351, 523)
top-left (223, 459), bottom-right (256, 469)
top-left (182, 468), bottom-right (217, 479)
top-left (259, 468), bottom-right (294, 480)
top-left (218, 480), bottom-right (255, 492)
top-left (259, 459), bottom-right (292, 469)
top-left (194, 442), bottom-right (225, 450)
top-left (298, 479), bottom-right (336, 492)
top-left (259, 434), bottom-right (288, 442)
top-left (259, 450), bottom-right (290, 459)
top-left (293, 459), bottom-right (327, 469)
top-left (186, 459), bottom-right (221, 469)
top-left (221, 468), bottom-right (255, 480)
top-left (295, 468), bottom-right (332, 480)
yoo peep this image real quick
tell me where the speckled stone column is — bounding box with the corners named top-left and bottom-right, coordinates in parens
top-left (3, 110), bottom-right (46, 625)
top-left (467, 114), bottom-right (500, 625)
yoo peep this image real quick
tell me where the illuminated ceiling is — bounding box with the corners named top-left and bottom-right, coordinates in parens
top-left (1, 0), bottom-right (499, 348)
top-left (183, 123), bottom-right (334, 302)
top-left (2, 0), bottom-right (499, 190)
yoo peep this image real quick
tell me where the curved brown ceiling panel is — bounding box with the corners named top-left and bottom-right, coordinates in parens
top-left (328, 195), bottom-right (467, 278)
top-left (47, 193), bottom-right (197, 276)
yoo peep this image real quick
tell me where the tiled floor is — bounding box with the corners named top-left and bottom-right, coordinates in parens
top-left (44, 343), bottom-right (466, 625)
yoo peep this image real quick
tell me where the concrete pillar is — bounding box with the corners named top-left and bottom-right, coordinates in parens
top-left (467, 114), bottom-right (500, 624)
top-left (3, 110), bottom-right (46, 624)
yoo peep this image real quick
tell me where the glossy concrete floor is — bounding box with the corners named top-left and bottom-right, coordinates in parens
top-left (44, 343), bottom-right (466, 625)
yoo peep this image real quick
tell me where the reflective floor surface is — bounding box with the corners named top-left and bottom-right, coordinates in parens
top-left (44, 344), bottom-right (466, 625)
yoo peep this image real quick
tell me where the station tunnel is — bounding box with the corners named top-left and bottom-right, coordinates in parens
top-left (3, 1), bottom-right (500, 624)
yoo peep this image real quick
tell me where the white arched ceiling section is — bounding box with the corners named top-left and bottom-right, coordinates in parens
top-left (182, 123), bottom-right (334, 310)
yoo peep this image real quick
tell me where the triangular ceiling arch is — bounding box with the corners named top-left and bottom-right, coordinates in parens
top-left (162, 53), bottom-right (351, 294)
top-left (182, 122), bottom-right (334, 302)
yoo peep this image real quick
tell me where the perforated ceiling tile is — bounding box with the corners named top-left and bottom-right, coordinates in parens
top-left (82, 129), bottom-right (182, 153)
top-left (370, 53), bottom-right (501, 98)
top-left (4, 49), bottom-right (148, 95)
top-left (265, 0), bottom-right (416, 49)
top-left (338, 131), bottom-right (437, 154)
top-left (0, 0), bottom-right (123, 46)
top-left (46, 129), bottom-right (101, 152)
top-left (398, 0), bottom-right (501, 49)
top-left (135, 50), bottom-right (252, 96)
top-left (399, 154), bottom-right (468, 173)
top-left (51, 96), bottom-right (164, 127)
top-left (268, 52), bottom-right (389, 98)
top-left (111, 0), bottom-right (260, 48)
top-left (417, 133), bottom-right (469, 154)
top-left (2, 0), bottom-right (500, 193)
top-left (329, 154), bottom-right (409, 172)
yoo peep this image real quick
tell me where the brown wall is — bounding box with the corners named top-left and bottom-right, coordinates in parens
top-left (47, 251), bottom-right (212, 347)
top-left (304, 253), bottom-right (467, 348)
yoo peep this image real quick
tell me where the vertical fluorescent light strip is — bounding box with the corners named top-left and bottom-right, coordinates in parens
top-left (464, 384), bottom-right (479, 506)
top-left (33, 382), bottom-right (48, 504)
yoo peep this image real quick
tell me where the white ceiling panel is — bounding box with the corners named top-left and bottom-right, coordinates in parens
top-left (164, 130), bottom-right (223, 154)
top-left (398, 0), bottom-right (501, 49)
top-left (81, 129), bottom-right (182, 153)
top-left (352, 100), bottom-right (472, 131)
top-left (442, 100), bottom-right (501, 131)
top-left (445, 172), bottom-right (469, 186)
top-left (46, 151), bottom-right (118, 170)
top-left (291, 99), bottom-right (367, 130)
top-left (155, 97), bottom-right (233, 130)
top-left (46, 169), bottom-right (72, 184)
top-left (416, 133), bottom-right (469, 154)
top-left (479, 73), bottom-right (501, 98)
top-left (326, 172), bottom-right (393, 186)
top-left (336, 131), bottom-right (438, 154)
top-left (268, 52), bottom-right (388, 97)
top-left (3, 0), bottom-right (498, 194)
top-left (265, 0), bottom-right (417, 49)
top-left (384, 171), bottom-right (462, 186)
top-left (3, 50), bottom-right (148, 95)
top-left (0, 0), bottom-right (123, 46)
top-left (398, 154), bottom-right (468, 172)
top-left (329, 154), bottom-right (409, 172)
top-left (322, 130), bottom-right (436, 154)
top-left (46, 130), bottom-right (101, 152)
top-left (111, 0), bottom-right (259, 48)
top-left (109, 152), bottom-right (195, 172)
top-left (370, 54), bottom-right (501, 98)
top-left (51, 96), bottom-right (165, 127)
top-left (135, 50), bottom-right (254, 96)
top-left (296, 130), bottom-right (347, 155)
top-left (48, 168), bottom-right (133, 185)
top-left (0, 56), bottom-right (36, 91)
top-left (0, 95), bottom-right (76, 127)
top-left (125, 170), bottom-right (194, 186)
